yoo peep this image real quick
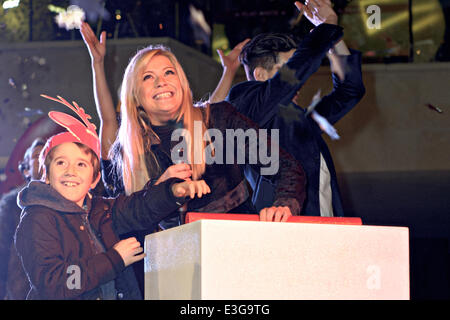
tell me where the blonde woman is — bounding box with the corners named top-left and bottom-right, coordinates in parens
top-left (81, 23), bottom-right (306, 226)
top-left (112, 44), bottom-right (305, 223)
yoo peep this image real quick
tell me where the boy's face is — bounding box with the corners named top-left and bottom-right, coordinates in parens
top-left (45, 142), bottom-right (100, 208)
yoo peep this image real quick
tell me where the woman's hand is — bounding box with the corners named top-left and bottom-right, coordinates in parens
top-left (172, 180), bottom-right (211, 199)
top-left (154, 163), bottom-right (192, 185)
top-left (80, 21), bottom-right (106, 65)
top-left (259, 206), bottom-right (292, 222)
top-left (113, 237), bottom-right (145, 267)
top-left (295, 0), bottom-right (338, 26)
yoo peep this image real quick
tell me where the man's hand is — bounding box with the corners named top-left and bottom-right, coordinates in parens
top-left (154, 163), bottom-right (192, 185)
top-left (259, 206), bottom-right (292, 222)
top-left (80, 21), bottom-right (106, 65)
top-left (217, 38), bottom-right (251, 73)
top-left (295, 0), bottom-right (338, 26)
top-left (172, 180), bottom-right (211, 199)
top-left (113, 237), bottom-right (145, 267)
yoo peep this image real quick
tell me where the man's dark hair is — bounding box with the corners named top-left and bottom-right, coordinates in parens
top-left (239, 33), bottom-right (298, 79)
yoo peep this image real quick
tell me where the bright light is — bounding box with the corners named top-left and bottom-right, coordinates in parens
top-left (115, 10), bottom-right (121, 20)
top-left (2, 0), bottom-right (20, 10)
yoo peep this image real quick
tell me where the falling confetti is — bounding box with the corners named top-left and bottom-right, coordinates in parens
top-left (305, 90), bottom-right (340, 140)
top-left (189, 4), bottom-right (211, 49)
top-left (8, 78), bottom-right (16, 88)
top-left (305, 89), bottom-right (322, 116)
top-left (32, 56), bottom-right (47, 66)
top-left (426, 103), bottom-right (443, 114)
top-left (18, 107), bottom-right (43, 117)
top-left (189, 4), bottom-right (211, 35)
top-left (55, 5), bottom-right (86, 30)
top-left (311, 111), bottom-right (340, 140)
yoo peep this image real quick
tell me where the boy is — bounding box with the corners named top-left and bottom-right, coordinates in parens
top-left (14, 95), bottom-right (209, 299)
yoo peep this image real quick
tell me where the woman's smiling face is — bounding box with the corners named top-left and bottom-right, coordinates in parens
top-left (138, 54), bottom-right (183, 125)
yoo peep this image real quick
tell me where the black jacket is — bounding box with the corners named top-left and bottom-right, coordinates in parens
top-left (226, 23), bottom-right (366, 216)
top-left (103, 101), bottom-right (306, 221)
top-left (15, 179), bottom-right (185, 300)
top-left (0, 186), bottom-right (29, 299)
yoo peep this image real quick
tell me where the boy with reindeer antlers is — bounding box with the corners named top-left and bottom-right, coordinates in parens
top-left (14, 95), bottom-right (210, 300)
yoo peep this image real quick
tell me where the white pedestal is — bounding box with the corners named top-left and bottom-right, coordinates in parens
top-left (144, 220), bottom-right (409, 300)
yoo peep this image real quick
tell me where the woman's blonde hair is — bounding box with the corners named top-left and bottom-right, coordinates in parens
top-left (110, 45), bottom-right (209, 195)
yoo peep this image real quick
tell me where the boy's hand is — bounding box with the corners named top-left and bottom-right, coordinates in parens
top-left (154, 163), bottom-right (192, 185)
top-left (295, 0), bottom-right (338, 26)
top-left (259, 206), bottom-right (292, 222)
top-left (113, 237), bottom-right (145, 267)
top-left (80, 21), bottom-right (106, 65)
top-left (172, 180), bottom-right (211, 199)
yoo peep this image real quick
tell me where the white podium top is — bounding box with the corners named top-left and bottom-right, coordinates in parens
top-left (145, 219), bottom-right (409, 300)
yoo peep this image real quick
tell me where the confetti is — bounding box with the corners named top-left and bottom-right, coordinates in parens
top-left (55, 5), bottom-right (85, 30)
top-left (426, 103), bottom-right (443, 114)
top-left (18, 108), bottom-right (43, 117)
top-left (305, 90), bottom-right (340, 140)
top-left (305, 89), bottom-right (322, 116)
top-left (189, 4), bottom-right (211, 48)
top-left (311, 111), bottom-right (340, 140)
top-left (189, 4), bottom-right (211, 35)
top-left (32, 56), bottom-right (47, 66)
top-left (8, 78), bottom-right (16, 88)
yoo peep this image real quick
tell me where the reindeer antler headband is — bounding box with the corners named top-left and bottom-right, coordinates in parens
top-left (40, 94), bottom-right (101, 161)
